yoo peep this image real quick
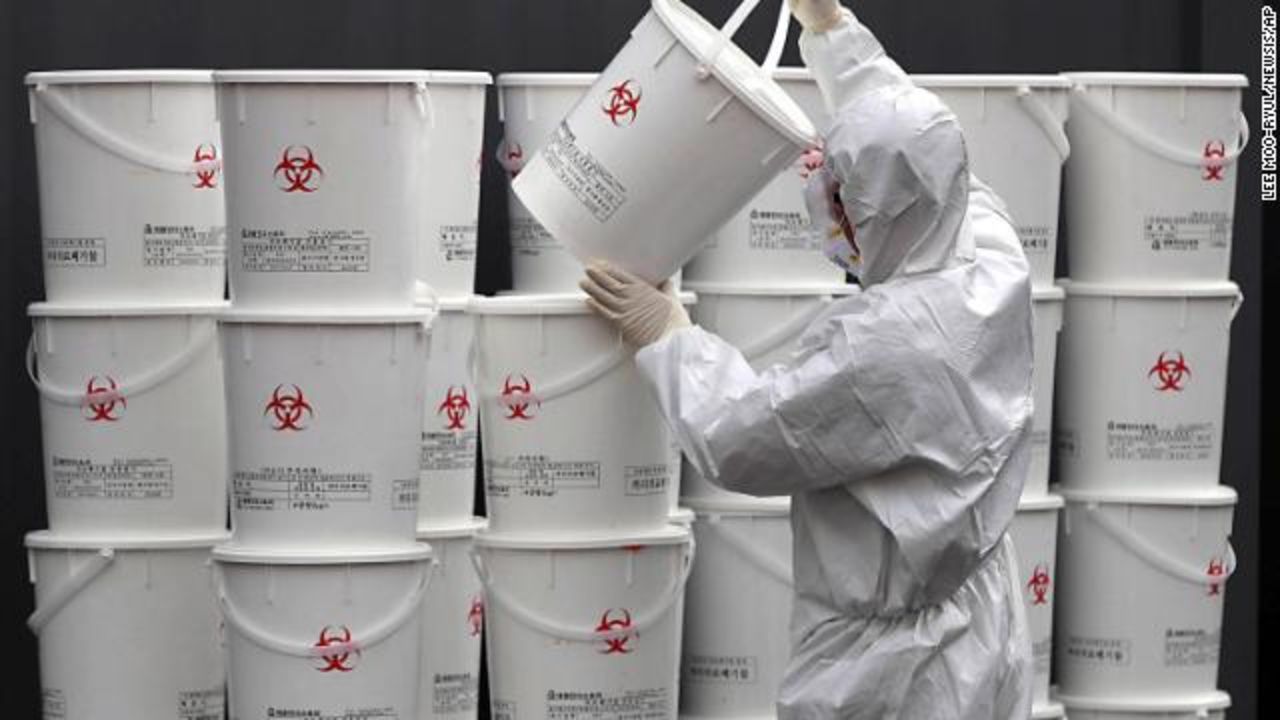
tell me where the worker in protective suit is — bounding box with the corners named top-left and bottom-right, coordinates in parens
top-left (579, 1), bottom-right (1035, 718)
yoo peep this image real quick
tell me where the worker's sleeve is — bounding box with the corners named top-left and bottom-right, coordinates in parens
top-left (799, 7), bottom-right (912, 116)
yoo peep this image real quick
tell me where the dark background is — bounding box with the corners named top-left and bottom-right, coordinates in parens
top-left (0, 1), bottom-right (1265, 717)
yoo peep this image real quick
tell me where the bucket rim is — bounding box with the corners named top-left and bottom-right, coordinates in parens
top-left (426, 70), bottom-right (495, 86)
top-left (1032, 285), bottom-right (1066, 302)
top-left (1055, 484), bottom-right (1238, 507)
top-left (682, 496), bottom-right (792, 516)
top-left (25, 529), bottom-right (231, 550)
top-left (913, 74), bottom-right (1072, 89)
top-left (474, 524), bottom-right (691, 550)
top-left (1029, 701), bottom-right (1065, 720)
top-left (1058, 279), bottom-right (1241, 299)
top-left (1062, 71), bottom-right (1248, 89)
top-left (219, 306), bottom-right (435, 324)
top-left (1018, 493), bottom-right (1066, 512)
top-left (419, 295), bottom-right (477, 313)
top-left (669, 507), bottom-right (696, 525)
top-left (1057, 690), bottom-right (1231, 713)
top-left (416, 517), bottom-right (488, 540)
top-left (28, 301), bottom-right (229, 318)
top-left (26, 69), bottom-right (214, 85)
top-left (213, 69), bottom-right (435, 84)
top-left (650, 0), bottom-right (819, 147)
top-left (496, 72), bottom-right (600, 87)
top-left (470, 290), bottom-right (696, 315)
top-left (681, 281), bottom-right (857, 297)
top-left (213, 542), bottom-right (434, 565)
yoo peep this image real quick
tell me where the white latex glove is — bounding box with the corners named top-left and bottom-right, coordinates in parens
top-left (788, 0), bottom-right (845, 32)
top-left (580, 261), bottom-right (691, 348)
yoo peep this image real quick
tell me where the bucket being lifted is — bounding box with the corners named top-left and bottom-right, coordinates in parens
top-left (26, 70), bottom-right (226, 306)
top-left (1010, 494), bottom-right (1065, 708)
top-left (1063, 73), bottom-right (1249, 285)
top-left (416, 519), bottom-right (487, 720)
top-left (419, 297), bottom-right (479, 527)
top-left (1026, 286), bottom-right (1064, 498)
top-left (512, 0), bottom-right (820, 285)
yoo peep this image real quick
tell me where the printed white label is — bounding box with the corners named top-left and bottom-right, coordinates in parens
top-left (438, 223), bottom-right (478, 263)
top-left (1063, 635), bottom-right (1132, 667)
top-left (486, 456), bottom-right (601, 498)
top-left (1018, 225), bottom-right (1054, 255)
top-left (1164, 628), bottom-right (1220, 668)
top-left (51, 456), bottom-right (173, 500)
top-left (1055, 428), bottom-right (1079, 458)
top-left (684, 654), bottom-right (759, 685)
top-left (240, 228), bottom-right (371, 273)
top-left (143, 223), bottom-right (225, 267)
top-left (422, 430), bottom-right (478, 472)
top-left (234, 467), bottom-right (373, 511)
top-left (1106, 420), bottom-right (1215, 462)
top-left (391, 478), bottom-right (418, 511)
top-left (45, 237), bottom-right (106, 267)
top-left (624, 464), bottom-right (669, 496)
top-left (748, 209), bottom-right (822, 252)
top-left (510, 215), bottom-right (559, 254)
top-left (544, 688), bottom-right (670, 720)
top-left (42, 689), bottom-right (66, 719)
top-left (178, 688), bottom-right (225, 720)
top-left (1143, 212), bottom-right (1232, 253)
top-left (1032, 638), bottom-right (1052, 676)
top-left (493, 700), bottom-right (517, 720)
top-left (542, 122), bottom-right (627, 223)
top-left (433, 672), bottom-right (479, 715)
top-left (265, 707), bottom-right (398, 719)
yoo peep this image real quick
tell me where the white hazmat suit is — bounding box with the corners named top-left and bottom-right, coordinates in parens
top-left (633, 9), bottom-right (1036, 719)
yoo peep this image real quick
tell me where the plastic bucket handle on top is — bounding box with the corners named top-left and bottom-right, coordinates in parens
top-left (1015, 86), bottom-right (1072, 160)
top-left (474, 321), bottom-right (630, 404)
top-left (701, 513), bottom-right (792, 588)
top-left (698, 0), bottom-right (792, 80)
top-left (1071, 502), bottom-right (1238, 588)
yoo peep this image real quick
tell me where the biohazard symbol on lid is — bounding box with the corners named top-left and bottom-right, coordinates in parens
top-left (1027, 564), bottom-right (1052, 606)
top-left (274, 145), bottom-right (324, 193)
top-left (1149, 351), bottom-right (1192, 393)
top-left (193, 144), bottom-right (219, 189)
top-left (603, 80), bottom-right (642, 127)
top-left (798, 146), bottom-right (825, 179)
top-left (595, 608), bottom-right (634, 655)
top-left (1207, 557), bottom-right (1226, 596)
top-left (314, 625), bottom-right (360, 673)
top-left (500, 375), bottom-right (540, 421)
top-left (265, 384), bottom-right (314, 431)
top-left (467, 595), bottom-right (485, 637)
top-left (1202, 140), bottom-right (1227, 182)
top-left (85, 376), bottom-right (125, 422)
top-left (438, 386), bottom-right (471, 431)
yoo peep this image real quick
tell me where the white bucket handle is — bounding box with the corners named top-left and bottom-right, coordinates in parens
top-left (32, 84), bottom-right (222, 175)
top-left (474, 324), bottom-right (630, 405)
top-left (1078, 502), bottom-right (1238, 588)
top-left (703, 514), bottom-right (793, 588)
top-left (214, 561), bottom-right (434, 659)
top-left (738, 296), bottom-right (834, 361)
top-left (1015, 86), bottom-right (1071, 161)
top-left (27, 548), bottom-right (116, 633)
top-left (699, 0), bottom-right (792, 78)
top-left (470, 538), bottom-right (695, 643)
top-left (1229, 288), bottom-right (1245, 323)
top-left (26, 319), bottom-right (218, 407)
top-left (1071, 86), bottom-right (1250, 168)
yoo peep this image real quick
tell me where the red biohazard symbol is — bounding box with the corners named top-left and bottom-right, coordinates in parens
top-left (500, 375), bottom-right (540, 421)
top-left (603, 80), bottom-right (642, 127)
top-left (273, 145), bottom-right (324, 193)
top-left (467, 595), bottom-right (485, 637)
top-left (1148, 352), bottom-right (1192, 392)
top-left (264, 384), bottom-right (314, 431)
top-left (193, 144), bottom-right (219, 189)
top-left (1202, 141), bottom-right (1227, 182)
top-left (1027, 564), bottom-right (1052, 606)
top-left (85, 376), bottom-right (125, 422)
top-left (798, 146), bottom-right (825, 179)
top-left (500, 142), bottom-right (525, 179)
top-left (314, 625), bottom-right (360, 673)
top-left (595, 609), bottom-right (634, 655)
top-left (1207, 557), bottom-right (1226, 596)
top-left (438, 386), bottom-right (472, 431)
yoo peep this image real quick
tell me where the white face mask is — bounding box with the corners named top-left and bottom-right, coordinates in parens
top-left (804, 167), bottom-right (862, 278)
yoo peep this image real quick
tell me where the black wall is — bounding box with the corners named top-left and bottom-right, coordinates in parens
top-left (1, 1), bottom-right (1263, 717)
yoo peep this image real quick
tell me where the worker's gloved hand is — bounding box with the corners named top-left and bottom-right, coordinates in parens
top-left (580, 261), bottom-right (691, 348)
top-left (788, 0), bottom-right (845, 33)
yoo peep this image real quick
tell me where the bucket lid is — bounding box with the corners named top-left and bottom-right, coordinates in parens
top-left (416, 517), bottom-right (488, 540)
top-left (219, 306), bottom-right (435, 325)
top-left (1029, 701), bottom-right (1065, 720)
top-left (28, 301), bottom-right (229, 318)
top-left (1056, 484), bottom-right (1238, 508)
top-left (651, 0), bottom-right (819, 147)
top-left (213, 542), bottom-right (433, 566)
top-left (1063, 72), bottom-right (1249, 89)
top-left (26, 69), bottom-right (214, 86)
top-left (25, 529), bottom-right (231, 551)
top-left (474, 524), bottom-right (691, 550)
top-left (470, 291), bottom-right (697, 315)
top-left (1059, 279), bottom-right (1241, 299)
top-left (496, 72), bottom-right (600, 87)
top-left (1018, 493), bottom-right (1065, 512)
top-left (681, 281), bottom-right (857, 298)
top-left (913, 74), bottom-right (1072, 89)
top-left (213, 69), bottom-right (435, 84)
top-left (427, 71), bottom-right (494, 86)
top-left (682, 496), bottom-right (792, 516)
top-left (1057, 690), bottom-right (1231, 713)
top-left (1032, 286), bottom-right (1065, 302)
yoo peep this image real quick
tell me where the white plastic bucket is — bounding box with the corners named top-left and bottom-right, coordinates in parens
top-left (1010, 494), bottom-right (1065, 707)
top-left (416, 519), bottom-right (487, 720)
top-left (215, 543), bottom-right (434, 720)
top-left (512, 0), bottom-right (819, 285)
top-left (472, 293), bottom-right (692, 536)
top-left (221, 308), bottom-right (433, 550)
top-left (420, 72), bottom-right (493, 297)
top-left (26, 70), bottom-right (226, 306)
top-left (685, 68), bottom-right (845, 289)
top-left (1027, 286), bottom-right (1064, 498)
top-left (27, 303), bottom-right (228, 536)
top-left (474, 526), bottom-right (694, 720)
top-left (680, 499), bottom-right (792, 720)
top-left (1055, 487), bottom-right (1237, 703)
top-left (215, 70), bottom-right (437, 309)
top-left (914, 75), bottom-right (1071, 287)
top-left (680, 284), bottom-right (852, 506)
top-left (420, 298), bottom-right (479, 526)
top-left (1055, 282), bottom-right (1242, 494)
top-left (1031, 701), bottom-right (1067, 720)
top-left (1059, 691), bottom-right (1231, 720)
top-left (1062, 73), bottom-right (1249, 284)
top-left (26, 531), bottom-right (228, 720)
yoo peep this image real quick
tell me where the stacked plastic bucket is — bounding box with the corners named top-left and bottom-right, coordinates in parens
top-left (1050, 73), bottom-right (1249, 720)
top-left (208, 69), bottom-right (491, 720)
